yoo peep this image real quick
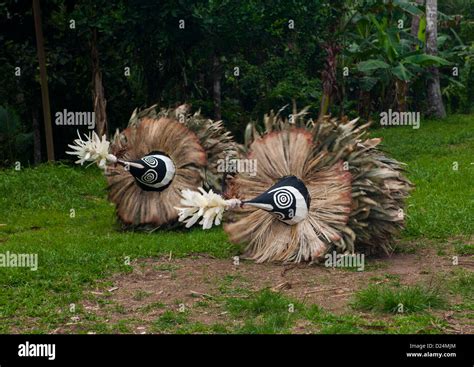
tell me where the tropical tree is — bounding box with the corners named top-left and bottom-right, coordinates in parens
top-left (344, 1), bottom-right (449, 116)
top-left (425, 0), bottom-right (446, 117)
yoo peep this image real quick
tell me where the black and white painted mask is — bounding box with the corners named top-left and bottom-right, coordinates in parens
top-left (243, 175), bottom-right (310, 225)
top-left (127, 151), bottom-right (176, 191)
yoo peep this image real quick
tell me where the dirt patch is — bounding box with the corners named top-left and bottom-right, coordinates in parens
top-left (58, 244), bottom-right (473, 334)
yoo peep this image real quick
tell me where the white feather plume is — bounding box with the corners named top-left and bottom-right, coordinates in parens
top-left (66, 131), bottom-right (117, 169)
top-left (175, 188), bottom-right (241, 230)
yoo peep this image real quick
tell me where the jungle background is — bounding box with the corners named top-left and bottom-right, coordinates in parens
top-left (1, 0), bottom-right (474, 165)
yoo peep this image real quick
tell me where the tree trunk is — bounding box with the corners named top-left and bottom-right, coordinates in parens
top-left (318, 43), bottom-right (340, 120)
top-left (404, 0), bottom-right (425, 112)
top-left (358, 90), bottom-right (371, 120)
top-left (212, 53), bottom-right (222, 121)
top-left (182, 65), bottom-right (188, 101)
top-left (32, 0), bottom-right (54, 161)
top-left (395, 79), bottom-right (408, 112)
top-left (32, 107), bottom-right (42, 165)
top-left (425, 0), bottom-right (446, 118)
top-left (411, 0), bottom-right (424, 42)
top-left (411, 12), bottom-right (421, 37)
top-left (91, 28), bottom-right (108, 136)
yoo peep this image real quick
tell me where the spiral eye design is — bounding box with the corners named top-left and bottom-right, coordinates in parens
top-left (273, 212), bottom-right (285, 220)
top-left (141, 156), bottom-right (159, 168)
top-left (273, 189), bottom-right (293, 209)
top-left (141, 169), bottom-right (158, 184)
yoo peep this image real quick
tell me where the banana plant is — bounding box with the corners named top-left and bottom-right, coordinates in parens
top-left (349, 11), bottom-right (450, 112)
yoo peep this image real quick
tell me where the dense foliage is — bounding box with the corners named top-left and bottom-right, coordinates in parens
top-left (0, 0), bottom-right (473, 165)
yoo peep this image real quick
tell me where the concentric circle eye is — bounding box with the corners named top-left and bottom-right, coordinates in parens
top-left (141, 156), bottom-right (159, 167)
top-left (141, 169), bottom-right (158, 184)
top-left (273, 211), bottom-right (286, 220)
top-left (273, 189), bottom-right (294, 209)
top-left (129, 153), bottom-right (176, 191)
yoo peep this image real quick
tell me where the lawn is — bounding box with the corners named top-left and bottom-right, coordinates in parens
top-left (0, 114), bottom-right (472, 334)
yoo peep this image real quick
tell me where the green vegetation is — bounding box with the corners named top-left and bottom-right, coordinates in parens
top-left (225, 289), bottom-right (303, 333)
top-left (352, 284), bottom-right (446, 313)
top-left (2, 1), bottom-right (474, 164)
top-left (1, 0), bottom-right (472, 334)
top-left (448, 268), bottom-right (474, 301)
top-left (0, 164), bottom-right (237, 333)
top-left (371, 114), bottom-right (474, 238)
top-left (0, 114), bottom-right (472, 333)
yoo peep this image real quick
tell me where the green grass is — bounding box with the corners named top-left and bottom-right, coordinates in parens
top-left (132, 290), bottom-right (152, 301)
top-left (0, 164), bottom-right (238, 332)
top-left (145, 290), bottom-right (448, 334)
top-left (0, 114), bottom-right (473, 333)
top-left (149, 310), bottom-right (233, 334)
top-left (370, 114), bottom-right (474, 239)
top-left (60, 285), bottom-right (455, 334)
top-left (448, 268), bottom-right (474, 301)
top-left (352, 284), bottom-right (446, 313)
top-left (152, 310), bottom-right (189, 331)
top-left (139, 301), bottom-right (166, 313)
top-left (225, 289), bottom-right (303, 333)
top-left (304, 305), bottom-right (445, 334)
top-left (453, 240), bottom-right (474, 255)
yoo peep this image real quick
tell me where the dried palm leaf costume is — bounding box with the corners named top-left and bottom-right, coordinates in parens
top-left (67, 105), bottom-right (237, 230)
top-left (176, 108), bottom-right (412, 263)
